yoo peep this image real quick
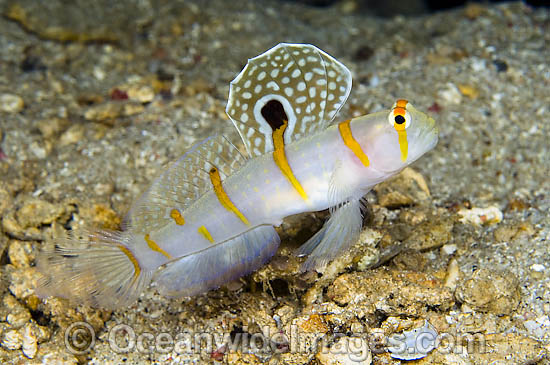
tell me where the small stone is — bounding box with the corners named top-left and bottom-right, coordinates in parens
top-left (29, 140), bottom-right (52, 159)
top-left (84, 102), bottom-right (124, 122)
top-left (15, 198), bottom-right (65, 228)
top-left (530, 264), bottom-right (545, 272)
top-left (127, 84), bottom-right (155, 103)
top-left (58, 124), bottom-right (85, 146)
top-left (4, 294), bottom-right (31, 328)
top-left (22, 324), bottom-right (38, 359)
top-left (404, 215), bottom-right (452, 250)
top-left (1, 329), bottom-right (22, 350)
top-left (374, 168), bottom-right (431, 208)
top-left (458, 206), bottom-right (502, 226)
top-left (392, 250), bottom-right (427, 271)
top-left (298, 314), bottom-right (329, 334)
top-left (29, 322), bottom-right (51, 343)
top-left (0, 94), bottom-right (24, 113)
top-left (441, 243), bottom-right (457, 255)
top-left (317, 336), bottom-right (372, 364)
top-left (439, 83), bottom-right (462, 105)
top-left (123, 102), bottom-right (145, 116)
top-left (93, 66), bottom-right (106, 80)
top-left (78, 203), bottom-right (121, 230)
top-left (455, 268), bottom-right (520, 315)
top-left (8, 267), bottom-right (38, 300)
top-left (36, 118), bottom-right (70, 139)
top-left (8, 240), bottom-right (33, 268)
top-left (444, 258), bottom-right (460, 290)
top-left (355, 229), bottom-right (384, 271)
top-left (458, 84), bottom-right (479, 99)
top-left (2, 211), bottom-right (43, 241)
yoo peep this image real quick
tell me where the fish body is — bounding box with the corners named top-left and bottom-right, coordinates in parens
top-left (37, 43), bottom-right (438, 308)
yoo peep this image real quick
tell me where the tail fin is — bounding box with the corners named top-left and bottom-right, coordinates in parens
top-left (36, 230), bottom-right (152, 308)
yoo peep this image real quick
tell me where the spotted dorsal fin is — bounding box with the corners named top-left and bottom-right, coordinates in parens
top-left (226, 43), bottom-right (352, 157)
top-left (126, 135), bottom-right (248, 234)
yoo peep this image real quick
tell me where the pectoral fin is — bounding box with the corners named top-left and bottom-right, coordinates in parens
top-left (296, 198), bottom-right (363, 272)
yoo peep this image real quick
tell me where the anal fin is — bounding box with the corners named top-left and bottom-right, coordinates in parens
top-left (153, 225), bottom-right (280, 297)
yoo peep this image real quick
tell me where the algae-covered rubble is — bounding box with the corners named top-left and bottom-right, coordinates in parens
top-left (0, 0), bottom-right (549, 363)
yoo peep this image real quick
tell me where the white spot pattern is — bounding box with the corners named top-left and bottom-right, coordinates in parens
top-left (226, 43), bottom-right (352, 157)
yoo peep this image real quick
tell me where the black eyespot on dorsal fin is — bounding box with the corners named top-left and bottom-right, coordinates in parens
top-left (261, 99), bottom-right (287, 131)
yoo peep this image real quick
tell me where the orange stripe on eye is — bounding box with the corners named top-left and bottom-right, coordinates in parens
top-left (338, 119), bottom-right (370, 167)
top-left (393, 108), bottom-right (406, 116)
top-left (392, 99), bottom-right (409, 160)
top-left (396, 99), bottom-right (408, 108)
top-left (393, 99), bottom-right (408, 117)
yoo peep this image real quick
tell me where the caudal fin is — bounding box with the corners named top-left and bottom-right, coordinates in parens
top-left (36, 230), bottom-right (152, 308)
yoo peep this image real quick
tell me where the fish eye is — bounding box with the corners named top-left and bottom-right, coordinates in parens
top-left (388, 100), bottom-right (411, 131)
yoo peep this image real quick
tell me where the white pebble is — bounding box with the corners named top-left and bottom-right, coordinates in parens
top-left (1, 329), bottom-right (22, 350)
top-left (441, 244), bottom-right (457, 255)
top-left (0, 93), bottom-right (24, 113)
top-left (439, 83), bottom-right (462, 105)
top-left (22, 325), bottom-right (38, 359)
top-left (458, 206), bottom-right (503, 226)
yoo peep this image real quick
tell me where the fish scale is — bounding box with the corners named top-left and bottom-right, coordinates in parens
top-left (37, 43), bottom-right (438, 308)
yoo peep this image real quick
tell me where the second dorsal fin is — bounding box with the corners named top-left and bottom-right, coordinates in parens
top-left (126, 135), bottom-right (248, 234)
top-left (226, 43), bottom-right (352, 157)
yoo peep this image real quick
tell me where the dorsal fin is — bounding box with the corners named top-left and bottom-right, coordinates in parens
top-left (126, 135), bottom-right (248, 234)
top-left (226, 43), bottom-right (352, 157)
